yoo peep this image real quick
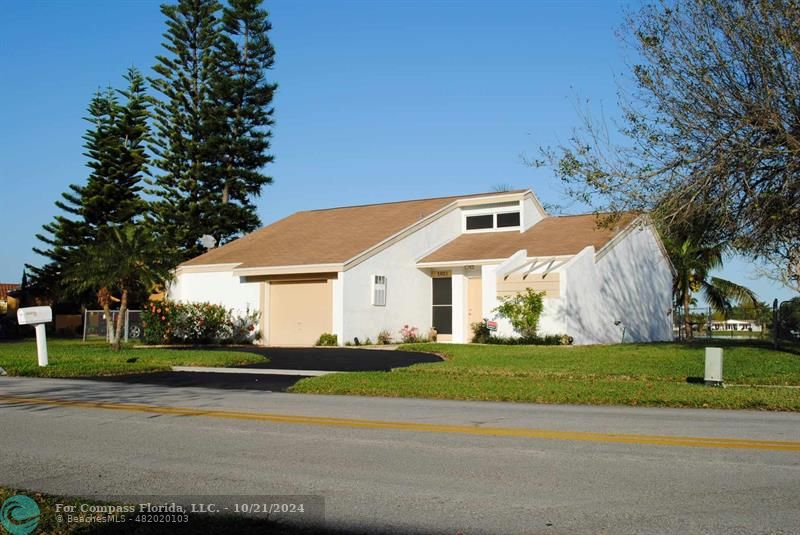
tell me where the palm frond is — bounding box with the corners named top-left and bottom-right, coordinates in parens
top-left (700, 281), bottom-right (731, 314)
top-left (708, 277), bottom-right (759, 307)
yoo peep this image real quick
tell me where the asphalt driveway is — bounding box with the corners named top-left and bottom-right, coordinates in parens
top-left (234, 346), bottom-right (443, 372)
top-left (85, 347), bottom-right (442, 392)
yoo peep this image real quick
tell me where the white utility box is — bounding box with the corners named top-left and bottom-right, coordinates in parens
top-left (17, 306), bottom-right (53, 367)
top-left (704, 347), bottom-right (723, 386)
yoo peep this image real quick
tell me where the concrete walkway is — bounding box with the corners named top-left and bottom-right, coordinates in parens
top-left (171, 366), bottom-right (336, 376)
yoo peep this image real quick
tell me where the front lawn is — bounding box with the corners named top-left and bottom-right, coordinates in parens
top-left (292, 341), bottom-right (800, 411)
top-left (0, 339), bottom-right (263, 378)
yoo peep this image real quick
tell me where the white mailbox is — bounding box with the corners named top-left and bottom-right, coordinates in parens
top-left (17, 306), bottom-right (53, 326)
top-left (17, 306), bottom-right (53, 367)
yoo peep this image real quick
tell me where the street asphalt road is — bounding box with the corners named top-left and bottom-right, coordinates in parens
top-left (1, 377), bottom-right (799, 534)
top-left (82, 347), bottom-right (443, 391)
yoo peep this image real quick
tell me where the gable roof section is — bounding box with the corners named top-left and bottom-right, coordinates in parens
top-left (181, 191), bottom-right (528, 269)
top-left (419, 213), bottom-right (638, 264)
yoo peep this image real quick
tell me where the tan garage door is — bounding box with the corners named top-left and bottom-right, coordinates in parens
top-left (268, 280), bottom-right (332, 346)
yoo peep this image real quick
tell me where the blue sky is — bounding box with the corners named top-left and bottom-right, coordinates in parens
top-left (0, 0), bottom-right (794, 302)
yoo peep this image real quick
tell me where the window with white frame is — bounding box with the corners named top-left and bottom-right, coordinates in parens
top-left (462, 202), bottom-right (522, 233)
top-left (371, 275), bottom-right (387, 306)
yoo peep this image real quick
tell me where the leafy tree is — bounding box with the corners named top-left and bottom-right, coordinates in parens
top-left (209, 0), bottom-right (277, 241)
top-left (62, 225), bottom-right (176, 350)
top-left (668, 234), bottom-right (758, 339)
top-left (542, 0), bottom-right (800, 287)
top-left (494, 288), bottom-right (545, 338)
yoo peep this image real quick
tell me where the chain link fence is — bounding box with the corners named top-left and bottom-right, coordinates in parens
top-left (673, 299), bottom-right (800, 351)
top-left (775, 298), bottom-right (800, 347)
top-left (673, 305), bottom-right (772, 341)
top-left (82, 310), bottom-right (144, 342)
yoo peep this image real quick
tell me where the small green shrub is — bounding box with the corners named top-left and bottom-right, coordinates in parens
top-left (484, 334), bottom-right (573, 346)
top-left (471, 321), bottom-right (492, 343)
top-left (315, 333), bottom-right (338, 346)
top-left (494, 288), bottom-right (545, 338)
top-left (377, 329), bottom-right (393, 345)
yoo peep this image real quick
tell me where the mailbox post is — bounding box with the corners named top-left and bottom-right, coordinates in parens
top-left (17, 306), bottom-right (53, 367)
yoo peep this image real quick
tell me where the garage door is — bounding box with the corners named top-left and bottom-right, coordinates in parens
top-left (268, 280), bottom-right (333, 346)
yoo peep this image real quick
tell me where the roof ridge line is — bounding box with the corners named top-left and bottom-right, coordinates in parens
top-left (305, 190), bottom-right (528, 213)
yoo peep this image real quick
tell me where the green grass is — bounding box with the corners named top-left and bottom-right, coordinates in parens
top-left (292, 341), bottom-right (800, 411)
top-left (0, 339), bottom-right (263, 377)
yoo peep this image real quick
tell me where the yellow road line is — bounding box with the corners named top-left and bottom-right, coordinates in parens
top-left (1, 394), bottom-right (798, 452)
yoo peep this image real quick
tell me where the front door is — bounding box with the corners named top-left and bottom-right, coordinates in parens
top-left (466, 277), bottom-right (483, 339)
top-left (432, 277), bottom-right (453, 337)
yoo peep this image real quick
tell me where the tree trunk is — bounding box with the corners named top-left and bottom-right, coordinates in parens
top-left (103, 302), bottom-right (114, 346)
top-left (97, 287), bottom-right (114, 345)
top-left (683, 285), bottom-right (693, 341)
top-left (112, 289), bottom-right (128, 351)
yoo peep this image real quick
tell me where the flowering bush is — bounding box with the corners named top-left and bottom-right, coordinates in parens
top-left (399, 325), bottom-right (420, 343)
top-left (142, 301), bottom-right (260, 345)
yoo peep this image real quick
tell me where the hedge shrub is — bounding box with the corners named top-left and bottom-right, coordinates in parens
top-left (142, 301), bottom-right (260, 345)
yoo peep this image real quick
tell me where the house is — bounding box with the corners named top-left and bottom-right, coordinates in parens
top-left (169, 189), bottom-right (674, 346)
top-left (0, 283), bottom-right (20, 317)
top-left (710, 319), bottom-right (762, 332)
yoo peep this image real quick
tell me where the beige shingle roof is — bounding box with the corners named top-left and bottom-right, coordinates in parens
top-left (181, 191), bottom-right (528, 269)
top-left (419, 213), bottom-right (637, 264)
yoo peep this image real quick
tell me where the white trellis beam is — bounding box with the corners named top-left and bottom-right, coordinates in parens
top-left (496, 250), bottom-right (529, 280)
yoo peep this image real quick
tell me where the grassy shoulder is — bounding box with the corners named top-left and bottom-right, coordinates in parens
top-left (291, 341), bottom-right (800, 411)
top-left (0, 339), bottom-right (263, 378)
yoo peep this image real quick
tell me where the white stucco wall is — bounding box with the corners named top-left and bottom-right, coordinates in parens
top-left (482, 264), bottom-right (568, 338)
top-left (521, 195), bottom-right (546, 230)
top-left (341, 208), bottom-right (463, 344)
top-left (563, 225), bottom-right (673, 344)
top-left (167, 270), bottom-right (260, 317)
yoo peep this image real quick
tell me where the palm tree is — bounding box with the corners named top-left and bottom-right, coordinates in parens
top-left (62, 225), bottom-right (175, 350)
top-left (669, 237), bottom-right (758, 340)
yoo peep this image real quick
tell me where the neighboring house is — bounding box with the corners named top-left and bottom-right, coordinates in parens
top-left (710, 319), bottom-right (762, 332)
top-left (170, 189), bottom-right (674, 346)
top-left (0, 283), bottom-right (20, 317)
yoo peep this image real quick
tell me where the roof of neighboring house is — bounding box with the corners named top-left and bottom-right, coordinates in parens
top-left (0, 283), bottom-right (19, 301)
top-left (182, 190), bottom-right (529, 269)
top-left (419, 213), bottom-right (638, 264)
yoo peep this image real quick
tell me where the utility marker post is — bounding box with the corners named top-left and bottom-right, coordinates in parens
top-left (704, 347), bottom-right (723, 387)
top-left (17, 306), bottom-right (53, 367)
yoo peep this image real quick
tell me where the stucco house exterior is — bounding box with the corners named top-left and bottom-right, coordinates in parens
top-left (169, 189), bottom-right (674, 346)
